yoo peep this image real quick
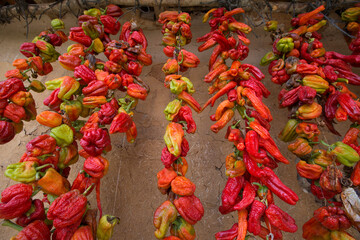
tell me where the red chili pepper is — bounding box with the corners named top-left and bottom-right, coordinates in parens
top-left (0, 183), bottom-right (33, 219)
top-left (177, 91), bottom-right (201, 113)
top-left (221, 176), bottom-right (244, 208)
top-left (265, 203), bottom-right (297, 233)
top-left (247, 200), bottom-right (266, 236)
top-left (259, 137), bottom-right (289, 164)
top-left (215, 223), bottom-right (238, 240)
top-left (233, 181), bottom-right (255, 210)
top-left (202, 81), bottom-right (237, 110)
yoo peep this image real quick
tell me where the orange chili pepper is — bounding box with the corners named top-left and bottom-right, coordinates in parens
top-left (241, 87), bottom-right (272, 121)
top-left (237, 209), bottom-right (248, 240)
top-left (215, 100), bottom-right (235, 121)
top-left (237, 34), bottom-right (250, 45)
top-left (249, 119), bottom-right (271, 140)
top-left (298, 5), bottom-right (325, 25)
top-left (37, 168), bottom-right (70, 196)
top-left (211, 109), bottom-right (234, 133)
top-left (291, 25), bottom-right (308, 35)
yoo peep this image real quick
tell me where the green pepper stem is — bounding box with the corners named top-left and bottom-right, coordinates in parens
top-left (336, 78), bottom-right (349, 83)
top-left (84, 41), bottom-right (95, 53)
top-left (231, 119), bottom-right (242, 129)
top-left (124, 100), bottom-right (135, 113)
top-left (35, 163), bottom-right (53, 171)
top-left (320, 140), bottom-right (331, 147)
top-left (83, 183), bottom-right (95, 196)
top-left (21, 50), bottom-right (36, 57)
top-left (31, 187), bottom-right (41, 197)
top-left (177, 51), bottom-right (184, 65)
top-left (2, 220), bottom-right (23, 231)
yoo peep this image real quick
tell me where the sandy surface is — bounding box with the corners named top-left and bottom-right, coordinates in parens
top-left (0, 10), bottom-right (359, 240)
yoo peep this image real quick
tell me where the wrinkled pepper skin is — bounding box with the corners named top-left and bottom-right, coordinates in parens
top-left (0, 183), bottom-right (32, 219)
top-left (302, 216), bottom-right (331, 240)
top-left (153, 200), bottom-right (178, 239)
top-left (37, 168), bottom-right (70, 196)
top-left (278, 119), bottom-right (299, 142)
top-left (276, 37), bottom-right (294, 53)
top-left (71, 225), bottom-right (94, 240)
top-left (330, 141), bottom-right (360, 167)
top-left (80, 128), bottom-right (112, 156)
top-left (83, 156), bottom-right (109, 179)
top-left (265, 203), bottom-right (298, 233)
top-left (47, 189), bottom-right (87, 228)
top-left (314, 206), bottom-right (351, 231)
top-left (164, 122), bottom-right (184, 157)
top-left (320, 166), bottom-right (343, 193)
top-left (296, 160), bottom-right (323, 180)
top-left (97, 215), bottom-right (120, 240)
top-left (16, 199), bottom-right (46, 227)
top-left (302, 75), bottom-right (329, 94)
top-left (50, 124), bottom-right (74, 147)
top-left (170, 216), bottom-right (196, 240)
top-left (351, 161), bottom-right (360, 186)
top-left (221, 176), bottom-right (244, 209)
top-left (247, 200), bottom-right (266, 236)
top-left (215, 223), bottom-right (238, 240)
top-left (157, 167), bottom-right (177, 194)
top-left (174, 195), bottom-right (204, 225)
top-left (171, 176), bottom-right (196, 196)
top-left (296, 102), bottom-right (322, 120)
top-left (0, 120), bottom-right (16, 144)
top-left (109, 112), bottom-right (132, 134)
top-left (310, 181), bottom-right (336, 200)
top-left (5, 161), bottom-right (37, 183)
top-left (11, 220), bottom-right (51, 240)
top-left (288, 138), bottom-right (312, 158)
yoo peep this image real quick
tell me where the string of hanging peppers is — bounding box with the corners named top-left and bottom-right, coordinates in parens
top-left (341, 4), bottom-right (360, 59)
top-left (198, 7), bottom-right (299, 240)
top-left (0, 19), bottom-right (68, 145)
top-left (0, 4), bottom-right (153, 239)
top-left (261, 5), bottom-right (360, 239)
top-left (153, 11), bottom-right (204, 240)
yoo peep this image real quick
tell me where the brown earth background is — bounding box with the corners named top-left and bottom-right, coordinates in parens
top-left (0, 10), bottom-right (359, 240)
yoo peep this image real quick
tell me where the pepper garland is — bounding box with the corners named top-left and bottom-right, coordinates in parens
top-left (153, 11), bottom-right (204, 239)
top-left (199, 7), bottom-right (299, 240)
top-left (341, 4), bottom-right (360, 58)
top-left (261, 5), bottom-right (360, 239)
top-left (0, 4), bottom-right (152, 239)
top-left (0, 19), bottom-right (68, 145)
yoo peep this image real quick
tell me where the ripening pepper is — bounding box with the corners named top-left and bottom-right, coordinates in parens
top-left (5, 69), bottom-right (29, 80)
top-left (302, 75), bottom-right (329, 94)
top-left (126, 83), bottom-right (148, 101)
top-left (97, 215), bottom-right (120, 240)
top-left (296, 102), bottom-right (322, 120)
top-left (157, 167), bottom-right (177, 194)
top-left (29, 80), bottom-right (46, 93)
top-left (288, 138), bottom-right (313, 158)
top-left (341, 7), bottom-right (360, 22)
top-left (4, 161), bottom-right (37, 183)
top-left (137, 48), bottom-right (152, 66)
top-left (51, 18), bottom-right (65, 30)
top-left (153, 200), bottom-right (178, 239)
top-left (82, 21), bottom-right (99, 39)
top-left (174, 195), bottom-right (204, 225)
top-left (60, 100), bottom-right (82, 122)
top-left (80, 128), bottom-right (112, 156)
top-left (47, 189), bottom-right (87, 228)
top-left (170, 79), bottom-right (187, 95)
top-left (67, 43), bottom-right (85, 57)
top-left (170, 217), bottom-right (196, 240)
top-left (0, 183), bottom-right (32, 219)
top-left (58, 77), bottom-right (80, 100)
top-left (296, 160), bottom-right (323, 179)
top-left (35, 40), bottom-right (55, 56)
top-left (93, 38), bottom-right (105, 53)
top-left (228, 21), bottom-right (252, 33)
top-left (58, 142), bottom-right (79, 169)
top-left (37, 168), bottom-right (70, 196)
top-left (173, 106), bottom-right (196, 134)
top-left (162, 58), bottom-right (179, 75)
top-left (296, 122), bottom-right (320, 141)
top-left (109, 112), bottom-right (132, 134)
top-left (260, 52), bottom-right (278, 66)
top-left (313, 149), bottom-right (333, 167)
top-left (29, 56), bottom-right (43, 73)
top-left (171, 176), bottom-right (196, 196)
top-left (23, 100), bottom-right (37, 122)
top-left (302, 217), bottom-right (331, 240)
top-left (310, 180), bottom-right (337, 200)
top-left (82, 96), bottom-right (107, 108)
top-left (16, 199), bottom-right (46, 227)
top-left (59, 53), bottom-right (82, 71)
top-left (45, 77), bottom-right (65, 90)
top-left (278, 119), bottom-right (299, 142)
top-left (12, 58), bottom-right (30, 70)
top-left (50, 124), bottom-right (74, 147)
top-left (178, 50), bottom-right (200, 68)
top-left (320, 166), bottom-right (343, 193)
top-left (314, 206), bottom-right (351, 231)
top-left (276, 37), bottom-right (294, 53)
top-left (225, 153), bottom-right (246, 178)
top-left (3, 103), bottom-right (26, 123)
top-left (0, 121), bottom-right (15, 144)
top-left (264, 20), bottom-right (278, 31)
top-left (164, 99), bottom-right (182, 121)
top-left (10, 91), bottom-right (33, 107)
top-left (329, 141), bottom-right (360, 167)
top-left (164, 122), bottom-right (184, 157)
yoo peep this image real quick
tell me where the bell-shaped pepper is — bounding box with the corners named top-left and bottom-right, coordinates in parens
top-left (51, 18), bottom-right (65, 30)
top-left (0, 183), bottom-right (33, 219)
top-left (58, 142), bottom-right (79, 169)
top-left (82, 96), bottom-right (107, 108)
top-left (288, 138), bottom-right (313, 158)
top-left (74, 65), bottom-right (97, 84)
top-left (296, 122), bottom-right (320, 141)
top-left (3, 103), bottom-right (26, 123)
top-left (28, 80), bottom-right (45, 93)
top-left (59, 53), bottom-right (82, 71)
top-left (80, 128), bottom-right (112, 156)
top-left (174, 195), bottom-right (204, 225)
top-left (69, 31), bottom-right (92, 47)
top-left (178, 49), bottom-right (200, 68)
top-left (169, 79), bottom-right (187, 95)
top-left (171, 176), bottom-right (196, 196)
top-left (302, 75), bottom-right (329, 94)
top-left (60, 100), bottom-right (83, 122)
top-left (82, 22), bottom-right (99, 39)
top-left (47, 189), bottom-right (87, 228)
top-left (164, 99), bottom-right (182, 121)
top-left (164, 122), bottom-right (184, 157)
top-left (35, 40), bottom-right (55, 56)
top-left (109, 112), bottom-right (132, 134)
top-left (71, 225), bottom-right (94, 240)
top-left (97, 215), bottom-right (120, 240)
top-left (19, 42), bottom-right (39, 58)
top-left (98, 99), bottom-right (119, 125)
top-left (314, 206), bottom-right (351, 231)
top-left (276, 37), bottom-right (294, 53)
top-left (23, 101), bottom-right (37, 122)
top-left (260, 52), bottom-right (278, 66)
top-left (278, 119), bottom-right (299, 142)
top-left (310, 180), bottom-right (337, 200)
top-left (0, 78), bottom-right (25, 100)
top-left (83, 156), bottom-right (109, 178)
top-left (225, 153), bottom-right (246, 178)
top-left (127, 83), bottom-right (148, 100)
top-left (0, 121), bottom-right (15, 144)
top-left (4, 161), bottom-right (37, 183)
top-left (58, 76), bottom-right (80, 100)
top-left (71, 172), bottom-right (98, 196)
top-left (320, 166), bottom-right (343, 193)
top-left (302, 216), bottom-right (331, 240)
top-left (296, 102), bottom-right (322, 120)
top-left (341, 7), bottom-right (360, 22)
top-left (312, 149), bottom-right (333, 167)
top-left (157, 167), bottom-right (177, 194)
top-left (13, 58), bottom-right (30, 70)
top-left (43, 88), bottom-right (62, 111)
top-left (173, 106), bottom-right (196, 134)
top-left (162, 58), bottom-right (179, 75)
top-left (100, 15), bottom-right (120, 35)
top-left (104, 74), bottom-right (121, 90)
top-left (170, 217), bottom-right (196, 240)
top-left (296, 160), bottom-right (323, 179)
top-left (5, 69), bottom-right (29, 80)
top-left (37, 168), bottom-right (70, 196)
top-left (329, 141), bottom-right (360, 167)
top-left (10, 220), bottom-right (51, 240)
top-left (10, 91), bottom-right (33, 107)
top-left (153, 200), bottom-right (178, 239)
top-left (264, 20), bottom-right (278, 31)
top-left (50, 124), bottom-right (74, 147)
top-left (228, 21), bottom-right (251, 33)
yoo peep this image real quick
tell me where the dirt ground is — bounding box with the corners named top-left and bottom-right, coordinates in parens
top-left (0, 10), bottom-right (359, 240)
